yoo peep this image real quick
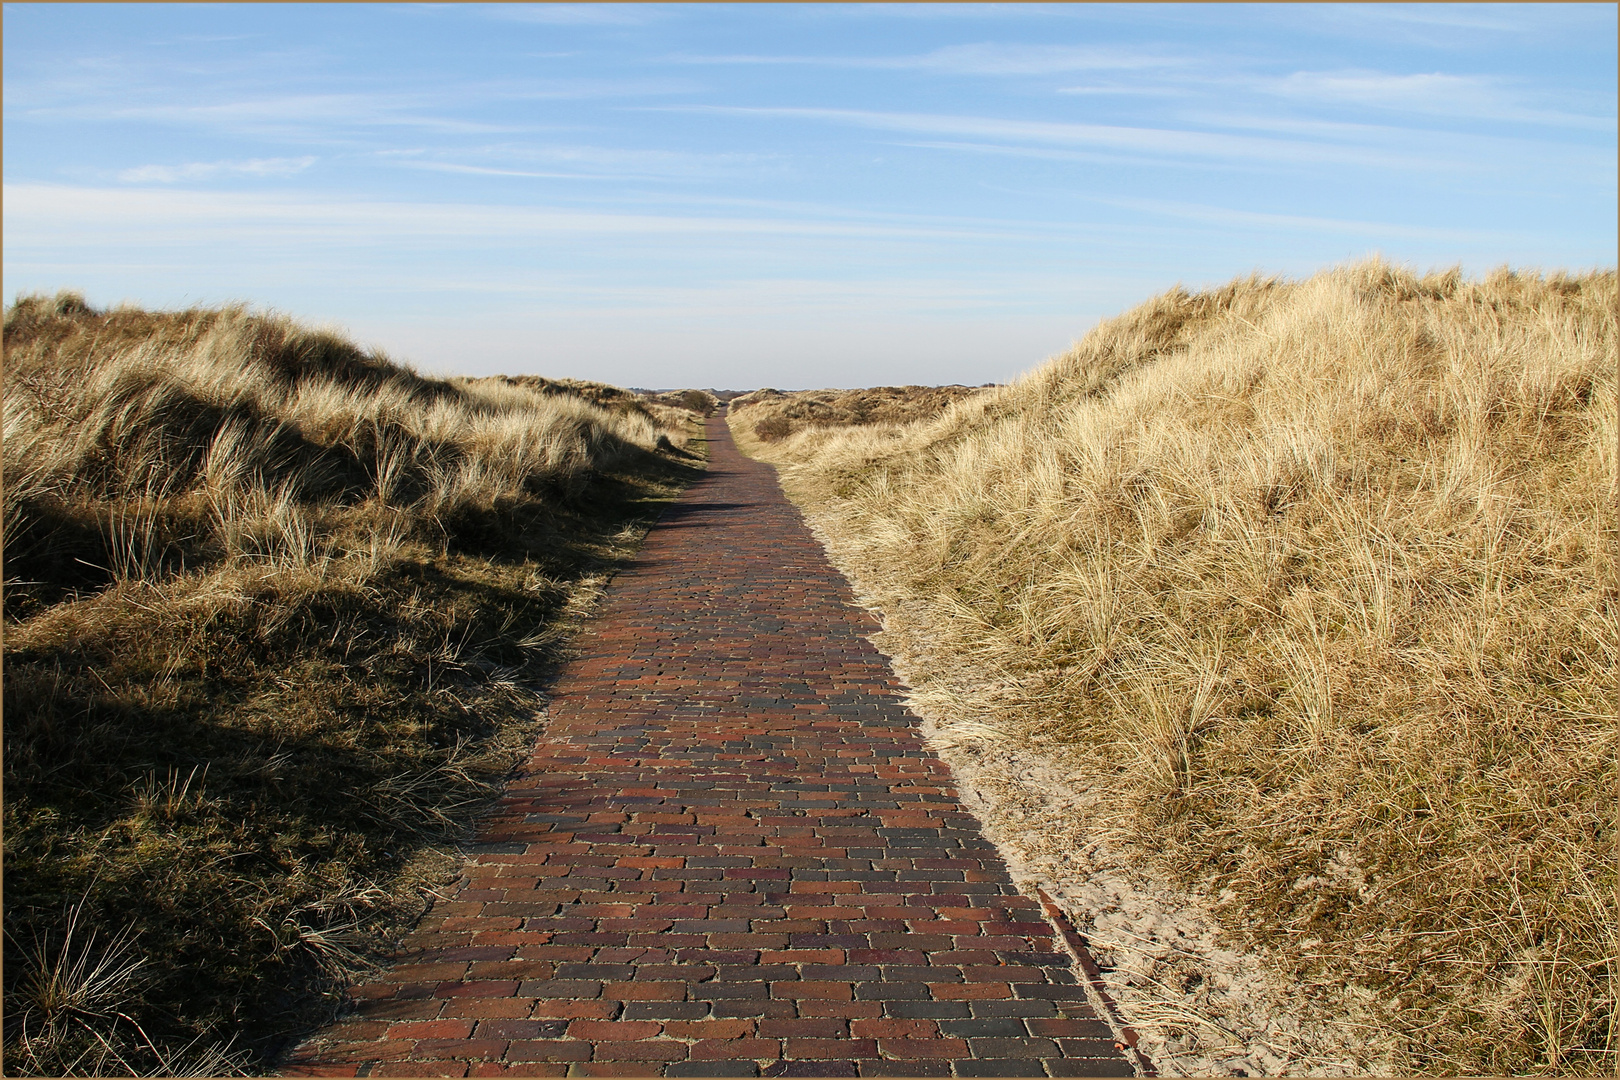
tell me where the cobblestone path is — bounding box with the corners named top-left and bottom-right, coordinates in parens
top-left (285, 413), bottom-right (1133, 1078)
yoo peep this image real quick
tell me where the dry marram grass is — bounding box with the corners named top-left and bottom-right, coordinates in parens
top-left (2, 292), bottom-right (706, 1074)
top-left (731, 384), bottom-right (989, 444)
top-left (733, 259), bottom-right (1617, 1075)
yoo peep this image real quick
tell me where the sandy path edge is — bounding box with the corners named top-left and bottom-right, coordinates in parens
top-left (784, 513), bottom-right (1402, 1080)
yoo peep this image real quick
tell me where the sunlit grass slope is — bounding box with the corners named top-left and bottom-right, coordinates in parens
top-left (2, 292), bottom-right (705, 1075)
top-left (732, 260), bottom-right (1617, 1075)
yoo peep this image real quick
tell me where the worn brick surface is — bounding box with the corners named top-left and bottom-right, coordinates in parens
top-left (284, 414), bottom-right (1131, 1077)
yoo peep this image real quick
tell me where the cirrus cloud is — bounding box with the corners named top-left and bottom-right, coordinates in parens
top-left (117, 155), bottom-right (318, 183)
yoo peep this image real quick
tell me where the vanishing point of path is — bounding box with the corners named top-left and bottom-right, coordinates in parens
top-left (286, 413), bottom-right (1134, 1078)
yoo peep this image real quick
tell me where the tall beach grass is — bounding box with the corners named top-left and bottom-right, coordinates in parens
top-left (733, 259), bottom-right (1617, 1075)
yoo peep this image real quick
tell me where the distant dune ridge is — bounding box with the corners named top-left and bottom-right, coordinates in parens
top-left (731, 384), bottom-right (991, 443)
top-left (733, 259), bottom-right (1617, 1076)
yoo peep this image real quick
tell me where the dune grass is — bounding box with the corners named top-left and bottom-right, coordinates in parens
top-left (730, 384), bottom-right (990, 444)
top-left (2, 292), bottom-right (706, 1075)
top-left (731, 259), bottom-right (1617, 1075)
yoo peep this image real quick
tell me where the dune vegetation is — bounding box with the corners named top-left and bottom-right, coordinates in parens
top-left (731, 384), bottom-right (989, 444)
top-left (473, 374), bottom-right (718, 422)
top-left (731, 259), bottom-right (1617, 1076)
top-left (2, 292), bottom-right (706, 1075)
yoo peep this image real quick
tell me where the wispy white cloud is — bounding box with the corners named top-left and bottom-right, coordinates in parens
top-left (1282, 2), bottom-right (1611, 50)
top-left (118, 155), bottom-right (317, 183)
top-left (814, 3), bottom-right (1077, 22)
top-left (0, 182), bottom-right (1084, 248)
top-left (655, 105), bottom-right (1464, 172)
top-left (3, 1), bottom-right (1610, 387)
top-left (489, 77), bottom-right (701, 101)
top-left (1169, 110), bottom-right (1614, 180)
top-left (1055, 63), bottom-right (1616, 134)
top-left (1095, 195), bottom-right (1527, 244)
top-left (888, 139), bottom-right (1188, 172)
top-left (12, 78), bottom-right (697, 142)
top-left (913, 42), bottom-right (1180, 75)
top-left (163, 33), bottom-right (258, 44)
top-left (1256, 69), bottom-right (1616, 132)
top-left (1275, 69), bottom-right (1495, 109)
top-left (478, 3), bottom-right (660, 27)
top-left (376, 142), bottom-right (778, 184)
top-left (672, 42), bottom-right (1180, 75)
top-left (392, 161), bottom-right (621, 181)
top-left (1056, 83), bottom-right (1190, 98)
top-left (19, 91), bottom-right (525, 136)
top-left (344, 273), bottom-right (1110, 315)
top-left (1314, 3), bottom-right (1532, 35)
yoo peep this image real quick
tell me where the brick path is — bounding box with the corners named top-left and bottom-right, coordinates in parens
top-left (285, 414), bottom-right (1134, 1078)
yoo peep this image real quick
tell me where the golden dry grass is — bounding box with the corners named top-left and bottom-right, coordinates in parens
top-left (2, 292), bottom-right (706, 1075)
top-left (732, 259), bottom-right (1617, 1075)
top-left (730, 384), bottom-right (990, 443)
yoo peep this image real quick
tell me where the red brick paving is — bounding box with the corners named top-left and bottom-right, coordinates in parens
top-left (283, 413), bottom-right (1133, 1078)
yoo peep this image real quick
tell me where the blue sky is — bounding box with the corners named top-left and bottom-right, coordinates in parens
top-left (4, 3), bottom-right (1615, 389)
